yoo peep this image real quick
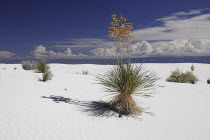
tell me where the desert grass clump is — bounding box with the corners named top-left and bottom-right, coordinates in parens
top-left (36, 60), bottom-right (48, 73)
top-left (97, 14), bottom-right (158, 116)
top-left (97, 64), bottom-right (158, 115)
top-left (22, 61), bottom-right (37, 70)
top-left (167, 69), bottom-right (198, 84)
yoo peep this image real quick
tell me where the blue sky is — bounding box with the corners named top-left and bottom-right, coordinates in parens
top-left (0, 0), bottom-right (210, 59)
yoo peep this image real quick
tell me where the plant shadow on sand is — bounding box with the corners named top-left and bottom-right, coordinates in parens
top-left (41, 95), bottom-right (117, 117)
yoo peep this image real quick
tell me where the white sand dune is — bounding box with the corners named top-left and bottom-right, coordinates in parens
top-left (0, 63), bottom-right (210, 140)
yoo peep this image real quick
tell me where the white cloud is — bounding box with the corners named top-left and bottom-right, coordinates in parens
top-left (133, 9), bottom-right (210, 40)
top-left (151, 39), bottom-right (210, 56)
top-left (156, 9), bottom-right (203, 21)
top-left (33, 45), bottom-right (76, 58)
top-left (91, 41), bottom-right (153, 57)
top-left (130, 41), bottom-right (153, 55)
top-left (91, 40), bottom-right (210, 57)
top-left (0, 51), bottom-right (15, 59)
top-left (172, 9), bottom-right (202, 16)
top-left (48, 38), bottom-right (113, 48)
top-left (91, 47), bottom-right (116, 56)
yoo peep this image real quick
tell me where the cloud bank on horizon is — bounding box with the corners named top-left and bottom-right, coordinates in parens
top-left (32, 45), bottom-right (87, 59)
top-left (1, 9), bottom-right (210, 59)
top-left (91, 40), bottom-right (210, 57)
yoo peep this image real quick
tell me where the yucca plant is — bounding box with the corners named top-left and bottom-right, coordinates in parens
top-left (97, 64), bottom-right (158, 115)
top-left (97, 14), bottom-right (158, 116)
top-left (37, 60), bottom-right (53, 82)
top-left (36, 60), bottom-right (48, 73)
top-left (40, 70), bottom-right (53, 82)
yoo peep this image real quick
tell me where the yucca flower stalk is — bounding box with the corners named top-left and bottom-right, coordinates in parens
top-left (109, 14), bottom-right (133, 65)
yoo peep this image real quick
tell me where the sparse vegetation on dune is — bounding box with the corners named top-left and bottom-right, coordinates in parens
top-left (167, 69), bottom-right (198, 84)
top-left (22, 60), bottom-right (53, 82)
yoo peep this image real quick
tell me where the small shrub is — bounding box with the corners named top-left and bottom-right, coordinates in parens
top-left (22, 61), bottom-right (37, 70)
top-left (82, 70), bottom-right (88, 75)
top-left (207, 79), bottom-right (210, 84)
top-left (167, 69), bottom-right (198, 84)
top-left (36, 60), bottom-right (48, 73)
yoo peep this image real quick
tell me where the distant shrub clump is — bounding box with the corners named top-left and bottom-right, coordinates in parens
top-left (22, 61), bottom-right (37, 70)
top-left (207, 79), bottom-right (210, 84)
top-left (82, 70), bottom-right (88, 75)
top-left (22, 60), bottom-right (53, 82)
top-left (167, 69), bottom-right (198, 84)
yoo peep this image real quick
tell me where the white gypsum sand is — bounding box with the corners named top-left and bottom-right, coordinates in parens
top-left (0, 63), bottom-right (210, 140)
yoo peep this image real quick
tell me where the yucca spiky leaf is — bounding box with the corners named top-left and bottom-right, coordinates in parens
top-left (97, 64), bottom-right (158, 97)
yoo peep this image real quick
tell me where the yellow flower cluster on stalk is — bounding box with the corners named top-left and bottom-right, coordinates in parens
top-left (109, 14), bottom-right (133, 43)
top-left (108, 14), bottom-right (134, 64)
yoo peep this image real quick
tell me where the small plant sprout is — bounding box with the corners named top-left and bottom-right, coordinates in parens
top-left (191, 65), bottom-right (194, 72)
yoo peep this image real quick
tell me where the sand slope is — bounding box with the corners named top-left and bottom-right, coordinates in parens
top-left (0, 63), bottom-right (210, 140)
